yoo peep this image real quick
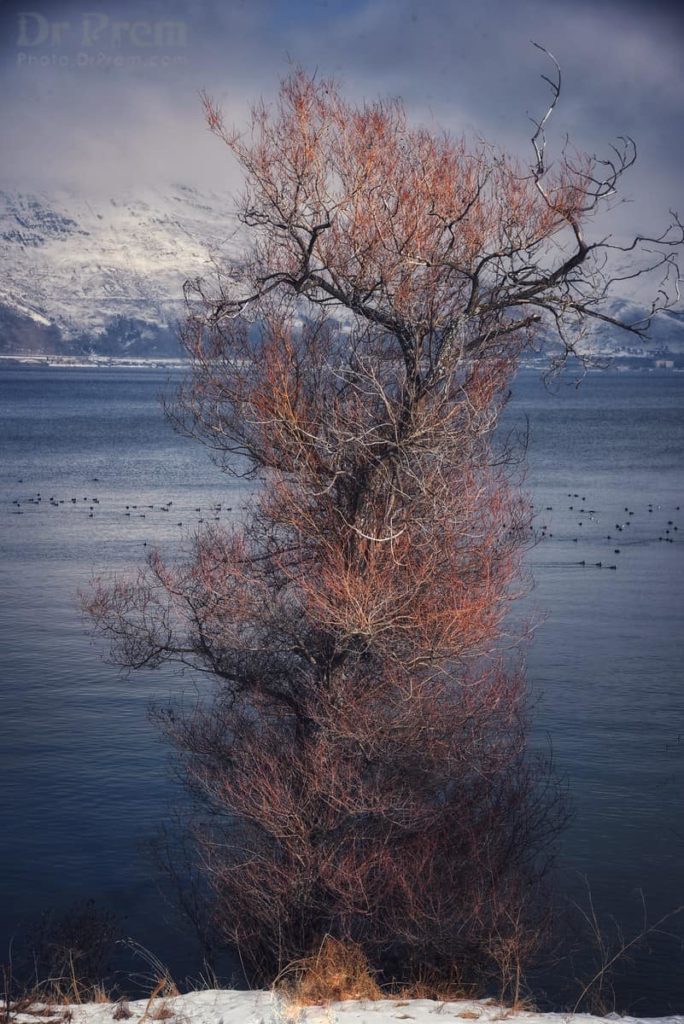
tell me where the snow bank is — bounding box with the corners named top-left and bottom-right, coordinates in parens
top-left (12, 990), bottom-right (684, 1024)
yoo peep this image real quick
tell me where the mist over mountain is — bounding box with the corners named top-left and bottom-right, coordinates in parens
top-left (1, 186), bottom-right (682, 362)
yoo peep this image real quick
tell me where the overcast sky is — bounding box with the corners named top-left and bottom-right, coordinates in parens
top-left (1, 0), bottom-right (682, 241)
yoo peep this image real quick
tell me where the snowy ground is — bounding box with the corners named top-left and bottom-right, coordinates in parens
top-left (12, 990), bottom-right (684, 1024)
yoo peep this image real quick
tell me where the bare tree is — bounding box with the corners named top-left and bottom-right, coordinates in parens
top-left (87, 56), bottom-right (680, 990)
top-left (192, 52), bottom-right (680, 370)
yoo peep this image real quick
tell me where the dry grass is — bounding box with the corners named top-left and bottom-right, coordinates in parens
top-left (274, 936), bottom-right (484, 1015)
top-left (395, 975), bottom-right (472, 1003)
top-left (276, 937), bottom-right (383, 1007)
top-left (4, 976), bottom-right (115, 1018)
top-left (149, 1003), bottom-right (175, 1021)
top-left (139, 978), bottom-right (180, 1024)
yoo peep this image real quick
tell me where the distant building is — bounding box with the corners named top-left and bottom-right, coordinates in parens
top-left (655, 358), bottom-right (675, 368)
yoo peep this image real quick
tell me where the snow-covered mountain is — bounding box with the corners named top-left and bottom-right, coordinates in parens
top-left (0, 185), bottom-right (238, 357)
top-left (584, 297), bottom-right (684, 358)
top-left (1, 186), bottom-right (682, 360)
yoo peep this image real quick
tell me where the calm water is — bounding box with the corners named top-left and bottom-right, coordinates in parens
top-left (1, 366), bottom-right (683, 1011)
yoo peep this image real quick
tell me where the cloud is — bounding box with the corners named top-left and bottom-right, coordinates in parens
top-left (0, 0), bottom-right (681, 242)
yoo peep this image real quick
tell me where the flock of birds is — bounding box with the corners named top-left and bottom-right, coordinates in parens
top-left (531, 491), bottom-right (681, 570)
top-left (6, 481), bottom-right (681, 571)
top-left (9, 477), bottom-right (233, 544)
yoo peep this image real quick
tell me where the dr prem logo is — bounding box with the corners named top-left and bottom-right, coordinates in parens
top-left (16, 11), bottom-right (187, 48)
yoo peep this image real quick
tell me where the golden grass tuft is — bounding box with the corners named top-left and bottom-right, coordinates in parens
top-left (91, 987), bottom-right (110, 1006)
top-left (139, 977), bottom-right (180, 1024)
top-left (277, 936), bottom-right (383, 1006)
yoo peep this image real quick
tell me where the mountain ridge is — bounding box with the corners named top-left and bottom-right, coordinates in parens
top-left (1, 186), bottom-right (682, 360)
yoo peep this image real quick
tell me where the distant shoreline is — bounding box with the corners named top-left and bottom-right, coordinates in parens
top-left (0, 353), bottom-right (189, 370)
top-left (1, 353), bottom-right (681, 373)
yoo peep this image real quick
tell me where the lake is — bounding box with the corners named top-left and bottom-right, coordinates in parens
top-left (0, 365), bottom-right (682, 1012)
